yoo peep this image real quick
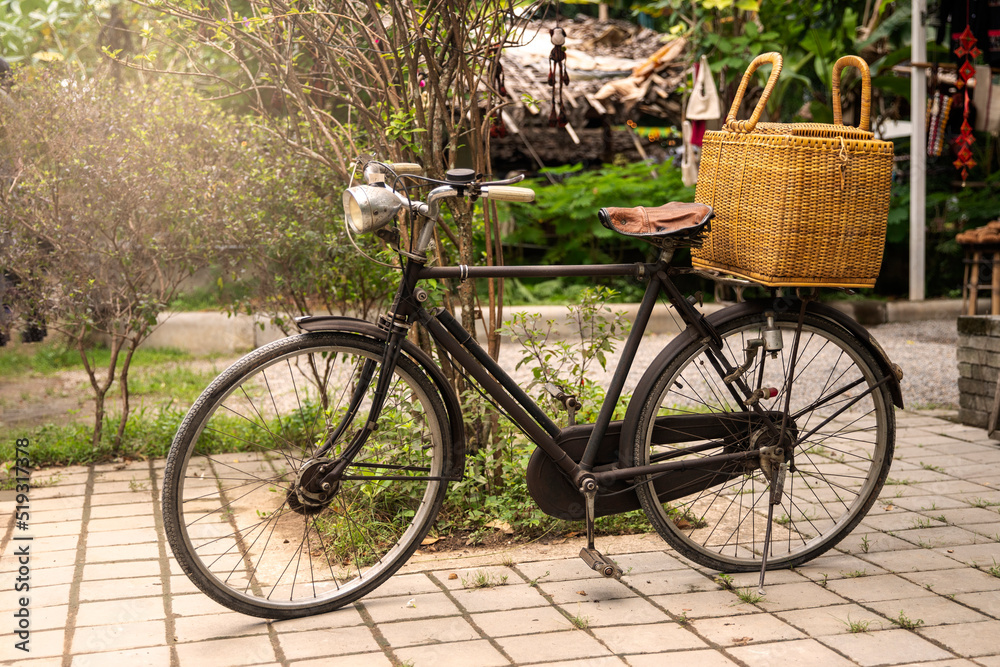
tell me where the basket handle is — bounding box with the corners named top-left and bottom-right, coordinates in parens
top-left (723, 52), bottom-right (783, 133)
top-left (832, 55), bottom-right (871, 131)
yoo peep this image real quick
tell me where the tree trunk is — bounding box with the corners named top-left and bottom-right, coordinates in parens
top-left (113, 342), bottom-right (138, 456)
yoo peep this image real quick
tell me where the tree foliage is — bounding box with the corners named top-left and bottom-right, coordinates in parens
top-left (636, 0), bottom-right (910, 128)
top-left (0, 71), bottom-right (250, 451)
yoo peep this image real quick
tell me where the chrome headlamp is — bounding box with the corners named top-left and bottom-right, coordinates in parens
top-left (342, 184), bottom-right (401, 234)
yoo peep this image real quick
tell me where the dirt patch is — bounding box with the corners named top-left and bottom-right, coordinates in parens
top-left (0, 351), bottom-right (239, 430)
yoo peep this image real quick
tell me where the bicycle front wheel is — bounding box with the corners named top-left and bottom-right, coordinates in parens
top-left (162, 332), bottom-right (452, 618)
top-left (632, 310), bottom-right (894, 572)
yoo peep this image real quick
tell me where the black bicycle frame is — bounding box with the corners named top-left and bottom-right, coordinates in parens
top-left (407, 258), bottom-right (768, 489)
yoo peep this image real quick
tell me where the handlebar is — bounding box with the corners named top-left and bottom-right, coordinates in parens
top-left (360, 157), bottom-right (535, 205)
top-left (346, 156), bottom-right (536, 256)
top-left (482, 186), bottom-right (535, 202)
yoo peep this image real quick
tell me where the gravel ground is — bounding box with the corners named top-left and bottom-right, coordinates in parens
top-left (868, 319), bottom-right (958, 410)
top-left (494, 318), bottom-right (959, 412)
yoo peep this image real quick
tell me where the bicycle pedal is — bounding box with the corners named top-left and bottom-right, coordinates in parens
top-left (579, 547), bottom-right (623, 579)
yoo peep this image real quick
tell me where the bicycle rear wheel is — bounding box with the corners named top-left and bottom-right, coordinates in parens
top-left (632, 310), bottom-right (894, 572)
top-left (162, 332), bottom-right (451, 618)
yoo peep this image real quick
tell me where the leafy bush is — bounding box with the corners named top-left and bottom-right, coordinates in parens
top-left (218, 137), bottom-right (396, 331)
top-left (504, 161), bottom-right (696, 267)
top-left (0, 70), bottom-right (257, 451)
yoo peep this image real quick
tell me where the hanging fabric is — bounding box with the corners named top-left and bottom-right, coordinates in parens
top-left (681, 120), bottom-right (700, 187)
top-left (686, 55), bottom-right (722, 120)
top-left (973, 64), bottom-right (1000, 133)
top-left (548, 27), bottom-right (569, 128)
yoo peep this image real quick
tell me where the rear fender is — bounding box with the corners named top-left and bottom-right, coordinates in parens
top-left (295, 315), bottom-right (466, 479)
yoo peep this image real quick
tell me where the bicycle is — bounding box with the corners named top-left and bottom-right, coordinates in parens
top-left (162, 158), bottom-right (904, 619)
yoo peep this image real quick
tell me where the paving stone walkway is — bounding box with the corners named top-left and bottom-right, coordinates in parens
top-left (2, 410), bottom-right (999, 667)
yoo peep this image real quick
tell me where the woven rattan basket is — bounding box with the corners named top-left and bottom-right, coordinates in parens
top-left (691, 53), bottom-right (894, 288)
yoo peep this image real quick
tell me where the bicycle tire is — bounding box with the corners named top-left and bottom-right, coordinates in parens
top-left (632, 310), bottom-right (894, 572)
top-left (162, 332), bottom-right (452, 618)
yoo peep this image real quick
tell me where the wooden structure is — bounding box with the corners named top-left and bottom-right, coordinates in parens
top-left (492, 17), bottom-right (690, 169)
top-left (957, 222), bottom-right (1000, 315)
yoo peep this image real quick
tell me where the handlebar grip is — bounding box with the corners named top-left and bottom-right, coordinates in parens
top-left (388, 162), bottom-right (423, 176)
top-left (484, 186), bottom-right (535, 203)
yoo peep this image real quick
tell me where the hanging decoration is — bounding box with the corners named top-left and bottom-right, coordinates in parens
top-left (548, 26), bottom-right (569, 128)
top-left (488, 43), bottom-right (508, 139)
top-left (954, 24), bottom-right (982, 182)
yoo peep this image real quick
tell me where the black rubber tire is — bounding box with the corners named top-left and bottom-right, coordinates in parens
top-left (162, 332), bottom-right (451, 618)
top-left (632, 311), bottom-right (894, 572)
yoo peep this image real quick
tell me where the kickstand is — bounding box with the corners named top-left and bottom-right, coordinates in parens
top-left (578, 479), bottom-right (622, 579)
top-left (757, 462), bottom-right (788, 595)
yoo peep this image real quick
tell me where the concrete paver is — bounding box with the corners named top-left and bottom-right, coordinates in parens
top-left (2, 410), bottom-right (999, 666)
top-left (819, 628), bottom-right (955, 666)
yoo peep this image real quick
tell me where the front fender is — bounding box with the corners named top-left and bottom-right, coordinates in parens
top-left (295, 315), bottom-right (466, 479)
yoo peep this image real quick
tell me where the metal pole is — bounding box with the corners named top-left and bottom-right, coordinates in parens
top-left (910, 0), bottom-right (927, 301)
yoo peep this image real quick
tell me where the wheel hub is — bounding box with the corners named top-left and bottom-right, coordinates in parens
top-left (749, 423), bottom-right (796, 482)
top-left (288, 458), bottom-right (339, 515)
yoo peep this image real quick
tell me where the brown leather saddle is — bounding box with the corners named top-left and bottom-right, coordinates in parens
top-left (598, 201), bottom-right (713, 248)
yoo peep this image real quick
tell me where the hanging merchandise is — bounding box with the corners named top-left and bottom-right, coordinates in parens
top-left (681, 120), bottom-right (700, 187)
top-left (548, 26), bottom-right (569, 128)
top-left (937, 0), bottom-right (1000, 68)
top-left (954, 24), bottom-right (981, 182)
top-left (927, 89), bottom-right (955, 156)
top-left (972, 64), bottom-right (1000, 133)
top-left (489, 44), bottom-right (508, 138)
top-left (686, 55), bottom-right (722, 121)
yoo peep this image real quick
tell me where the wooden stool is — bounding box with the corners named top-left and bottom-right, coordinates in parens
top-left (962, 245), bottom-right (1000, 315)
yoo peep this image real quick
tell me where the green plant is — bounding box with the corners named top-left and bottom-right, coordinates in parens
top-left (0, 71), bottom-right (260, 454)
top-left (677, 611), bottom-right (690, 625)
top-left (842, 616), bottom-right (872, 633)
top-left (891, 611), bottom-right (924, 630)
top-left (920, 462), bottom-right (943, 472)
top-left (528, 571), bottom-right (550, 588)
top-left (500, 286), bottom-right (632, 427)
top-left (461, 571), bottom-right (509, 589)
top-left (735, 587), bottom-right (764, 605)
top-left (844, 570), bottom-right (869, 578)
top-left (985, 559), bottom-right (1000, 579)
top-left (860, 535), bottom-right (871, 553)
top-left (504, 161), bottom-right (695, 267)
top-left (569, 612), bottom-right (590, 630)
top-left (715, 573), bottom-right (736, 590)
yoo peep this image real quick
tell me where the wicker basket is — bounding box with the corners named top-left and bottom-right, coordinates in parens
top-left (691, 53), bottom-right (894, 288)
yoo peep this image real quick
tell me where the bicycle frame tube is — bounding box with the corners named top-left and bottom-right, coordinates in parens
top-left (351, 254), bottom-right (797, 492)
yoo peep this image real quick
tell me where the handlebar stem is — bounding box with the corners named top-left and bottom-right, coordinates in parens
top-left (412, 185), bottom-right (457, 253)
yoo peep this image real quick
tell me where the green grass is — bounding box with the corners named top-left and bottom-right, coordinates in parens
top-left (0, 399), bottom-right (324, 469)
top-left (735, 587), bottom-right (764, 604)
top-left (129, 366), bottom-right (218, 402)
top-left (461, 570), bottom-right (509, 589)
top-left (891, 611), bottom-right (924, 630)
top-left (0, 341), bottom-right (192, 377)
top-left (842, 616), bottom-right (873, 633)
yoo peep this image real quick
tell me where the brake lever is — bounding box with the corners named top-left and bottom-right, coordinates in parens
top-left (479, 174), bottom-right (525, 187)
